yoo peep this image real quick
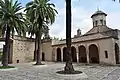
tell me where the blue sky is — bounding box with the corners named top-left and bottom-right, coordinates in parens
top-left (16, 0), bottom-right (120, 38)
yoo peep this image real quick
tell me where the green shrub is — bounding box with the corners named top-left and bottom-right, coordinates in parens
top-left (0, 66), bottom-right (15, 69)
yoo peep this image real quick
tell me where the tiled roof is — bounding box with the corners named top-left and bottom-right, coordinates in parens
top-left (52, 26), bottom-right (119, 46)
top-left (91, 10), bottom-right (107, 18)
top-left (84, 26), bottom-right (112, 35)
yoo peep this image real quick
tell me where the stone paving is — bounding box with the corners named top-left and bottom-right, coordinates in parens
top-left (0, 62), bottom-right (120, 80)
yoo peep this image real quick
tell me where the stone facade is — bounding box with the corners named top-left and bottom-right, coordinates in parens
top-left (1, 10), bottom-right (120, 65)
top-left (7, 36), bottom-right (53, 64)
top-left (52, 10), bottom-right (120, 65)
top-left (12, 36), bottom-right (35, 63)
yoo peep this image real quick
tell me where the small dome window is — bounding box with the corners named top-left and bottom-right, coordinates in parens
top-left (100, 19), bottom-right (103, 25)
top-left (95, 20), bottom-right (98, 26)
top-left (104, 21), bottom-right (106, 25)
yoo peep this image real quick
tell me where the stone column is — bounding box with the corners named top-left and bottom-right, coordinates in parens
top-left (52, 48), bottom-right (56, 62)
top-left (61, 48), bottom-right (63, 62)
top-left (55, 51), bottom-right (57, 62)
top-left (76, 52), bottom-right (79, 63)
top-left (86, 46), bottom-right (89, 64)
top-left (76, 46), bottom-right (79, 63)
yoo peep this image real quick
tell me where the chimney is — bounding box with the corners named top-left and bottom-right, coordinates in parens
top-left (77, 29), bottom-right (81, 36)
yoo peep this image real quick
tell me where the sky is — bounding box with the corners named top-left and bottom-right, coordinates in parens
top-left (16, 0), bottom-right (120, 39)
top-left (17, 0), bottom-right (120, 39)
top-left (1, 0), bottom-right (120, 47)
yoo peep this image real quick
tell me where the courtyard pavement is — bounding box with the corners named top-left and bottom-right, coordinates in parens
top-left (0, 62), bottom-right (120, 80)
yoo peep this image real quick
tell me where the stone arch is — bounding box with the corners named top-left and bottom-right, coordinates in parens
top-left (115, 43), bottom-right (119, 64)
top-left (52, 48), bottom-right (56, 61)
top-left (78, 45), bottom-right (87, 63)
top-left (89, 44), bottom-right (99, 63)
top-left (56, 48), bottom-right (61, 62)
top-left (42, 52), bottom-right (45, 61)
top-left (63, 47), bottom-right (67, 62)
top-left (71, 46), bottom-right (77, 62)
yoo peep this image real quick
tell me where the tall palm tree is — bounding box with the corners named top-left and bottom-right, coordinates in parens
top-left (27, 20), bottom-right (49, 61)
top-left (25, 0), bottom-right (57, 65)
top-left (0, 0), bottom-right (27, 66)
top-left (64, 0), bottom-right (74, 73)
top-left (26, 14), bottom-right (38, 61)
top-left (26, 12), bottom-right (49, 61)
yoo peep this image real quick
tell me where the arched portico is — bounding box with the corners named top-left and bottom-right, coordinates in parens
top-left (71, 46), bottom-right (77, 62)
top-left (63, 47), bottom-right (67, 62)
top-left (89, 44), bottom-right (99, 63)
top-left (42, 52), bottom-right (45, 61)
top-left (78, 45), bottom-right (87, 63)
top-left (56, 48), bottom-right (61, 62)
top-left (115, 43), bottom-right (119, 64)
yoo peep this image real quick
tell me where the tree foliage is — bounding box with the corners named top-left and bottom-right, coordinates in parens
top-left (25, 0), bottom-right (58, 64)
top-left (0, 0), bottom-right (27, 66)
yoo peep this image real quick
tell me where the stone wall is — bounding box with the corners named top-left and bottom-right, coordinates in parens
top-left (41, 40), bottom-right (53, 61)
top-left (12, 36), bottom-right (53, 63)
top-left (12, 36), bottom-right (35, 63)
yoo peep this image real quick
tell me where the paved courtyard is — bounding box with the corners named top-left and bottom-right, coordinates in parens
top-left (0, 62), bottom-right (120, 80)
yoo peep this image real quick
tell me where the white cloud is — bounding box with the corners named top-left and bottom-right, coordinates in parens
top-left (49, 1), bottom-right (120, 39)
top-left (49, 6), bottom-right (93, 39)
top-left (107, 12), bottom-right (120, 29)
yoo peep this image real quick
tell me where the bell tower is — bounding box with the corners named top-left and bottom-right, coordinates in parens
top-left (91, 10), bottom-right (107, 27)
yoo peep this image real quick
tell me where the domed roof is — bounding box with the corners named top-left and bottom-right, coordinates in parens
top-left (91, 10), bottom-right (107, 18)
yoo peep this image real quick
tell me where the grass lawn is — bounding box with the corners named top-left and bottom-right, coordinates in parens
top-left (0, 66), bottom-right (15, 69)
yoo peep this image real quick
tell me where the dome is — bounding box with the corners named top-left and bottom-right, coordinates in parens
top-left (91, 10), bottom-right (107, 18)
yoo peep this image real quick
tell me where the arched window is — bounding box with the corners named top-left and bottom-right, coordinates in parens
top-left (42, 52), bottom-right (45, 61)
top-left (100, 19), bottom-right (103, 25)
top-left (95, 20), bottom-right (98, 26)
top-left (105, 50), bottom-right (108, 58)
top-left (104, 21), bottom-right (106, 25)
top-left (93, 22), bottom-right (94, 26)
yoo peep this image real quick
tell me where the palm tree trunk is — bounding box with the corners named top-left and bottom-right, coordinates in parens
top-left (36, 32), bottom-right (42, 65)
top-left (2, 26), bottom-right (10, 66)
top-left (64, 0), bottom-right (74, 73)
top-left (34, 33), bottom-right (37, 61)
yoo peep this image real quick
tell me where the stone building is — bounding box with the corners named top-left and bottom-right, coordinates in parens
top-left (52, 10), bottom-right (120, 65)
top-left (0, 10), bottom-right (120, 65)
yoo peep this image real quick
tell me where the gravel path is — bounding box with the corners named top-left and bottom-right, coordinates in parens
top-left (0, 62), bottom-right (120, 80)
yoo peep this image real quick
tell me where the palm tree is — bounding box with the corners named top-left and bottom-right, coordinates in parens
top-left (0, 0), bottom-right (27, 66)
top-left (64, 0), bottom-right (74, 73)
top-left (27, 20), bottom-right (49, 61)
top-left (26, 14), bottom-right (38, 61)
top-left (25, 0), bottom-right (57, 65)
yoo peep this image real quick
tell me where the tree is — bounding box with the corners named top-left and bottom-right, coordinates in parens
top-left (26, 19), bottom-right (49, 61)
top-left (26, 13), bottom-right (38, 61)
top-left (0, 0), bottom-right (27, 66)
top-left (64, 0), bottom-right (75, 73)
top-left (25, 0), bottom-right (57, 65)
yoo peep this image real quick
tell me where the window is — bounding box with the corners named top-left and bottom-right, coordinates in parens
top-left (105, 51), bottom-right (108, 58)
top-left (93, 22), bottom-right (94, 26)
top-left (100, 20), bottom-right (103, 25)
top-left (104, 21), bottom-right (106, 25)
top-left (95, 20), bottom-right (98, 26)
